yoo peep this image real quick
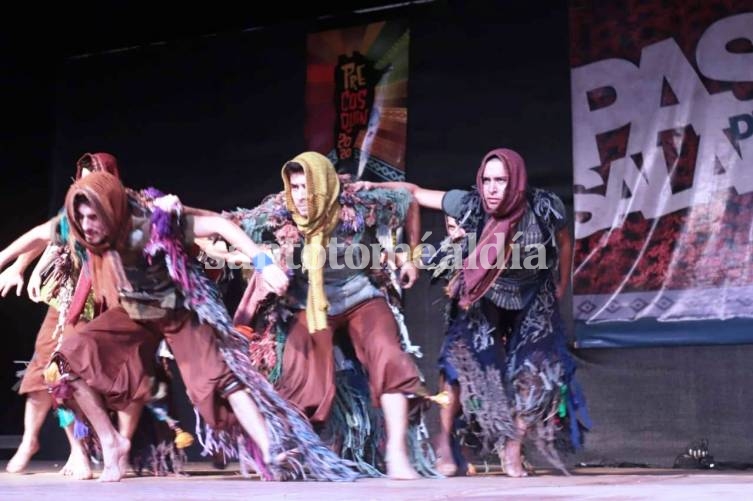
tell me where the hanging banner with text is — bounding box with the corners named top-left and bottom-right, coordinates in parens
top-left (305, 20), bottom-right (409, 181)
top-left (571, 0), bottom-right (753, 347)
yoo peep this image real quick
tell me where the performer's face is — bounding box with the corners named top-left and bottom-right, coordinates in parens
top-left (288, 172), bottom-right (309, 217)
top-left (76, 201), bottom-right (108, 245)
top-left (481, 157), bottom-right (509, 212)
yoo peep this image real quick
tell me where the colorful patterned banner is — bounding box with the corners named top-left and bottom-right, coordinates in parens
top-left (305, 20), bottom-right (409, 181)
top-left (570, 0), bottom-right (753, 345)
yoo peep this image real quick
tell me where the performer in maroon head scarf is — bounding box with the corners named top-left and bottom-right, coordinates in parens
top-left (355, 147), bottom-right (587, 478)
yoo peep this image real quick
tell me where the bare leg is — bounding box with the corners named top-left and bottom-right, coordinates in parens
top-left (226, 390), bottom-right (271, 464)
top-left (116, 402), bottom-right (144, 441)
top-left (70, 380), bottom-right (129, 482)
top-left (59, 424), bottom-right (93, 480)
top-left (114, 402), bottom-right (144, 475)
top-left (434, 378), bottom-right (461, 476)
top-left (6, 391), bottom-right (51, 473)
top-left (380, 393), bottom-right (420, 480)
top-left (501, 417), bottom-right (528, 478)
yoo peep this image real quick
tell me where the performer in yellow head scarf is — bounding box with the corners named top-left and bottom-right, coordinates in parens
top-left (281, 152), bottom-right (341, 333)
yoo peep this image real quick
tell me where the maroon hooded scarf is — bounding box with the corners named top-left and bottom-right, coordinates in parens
top-left (458, 148), bottom-right (528, 309)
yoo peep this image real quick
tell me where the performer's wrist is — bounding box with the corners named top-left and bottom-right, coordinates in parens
top-left (252, 252), bottom-right (274, 272)
top-left (400, 259), bottom-right (417, 269)
top-left (409, 244), bottom-right (424, 267)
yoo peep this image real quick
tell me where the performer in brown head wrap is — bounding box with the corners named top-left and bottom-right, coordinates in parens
top-left (49, 170), bottom-right (356, 483)
top-left (0, 152), bottom-right (122, 479)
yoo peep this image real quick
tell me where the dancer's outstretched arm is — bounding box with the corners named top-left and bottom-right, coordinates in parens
top-left (26, 243), bottom-right (62, 302)
top-left (0, 220), bottom-right (53, 271)
top-left (353, 180), bottom-right (446, 210)
top-left (188, 214), bottom-right (289, 295)
top-left (0, 253), bottom-right (36, 297)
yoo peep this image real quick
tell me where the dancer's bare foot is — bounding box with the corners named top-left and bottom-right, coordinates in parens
top-left (271, 447), bottom-right (300, 466)
top-left (436, 458), bottom-right (457, 476)
top-left (6, 437), bottom-right (39, 473)
top-left (59, 447), bottom-right (93, 480)
top-left (501, 441), bottom-right (527, 478)
top-left (386, 450), bottom-right (420, 480)
top-left (434, 443), bottom-right (457, 477)
top-left (211, 450), bottom-right (227, 470)
top-left (118, 451), bottom-right (130, 478)
top-left (522, 454), bottom-right (535, 475)
top-left (98, 433), bottom-right (130, 482)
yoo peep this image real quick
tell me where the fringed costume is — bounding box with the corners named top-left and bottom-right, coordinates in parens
top-left (228, 152), bottom-right (438, 477)
top-left (47, 172), bottom-right (357, 481)
top-left (433, 149), bottom-right (591, 473)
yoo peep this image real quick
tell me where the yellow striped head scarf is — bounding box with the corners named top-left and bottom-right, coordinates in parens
top-left (282, 152), bottom-right (341, 333)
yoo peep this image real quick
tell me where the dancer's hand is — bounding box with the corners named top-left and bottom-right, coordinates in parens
top-left (350, 181), bottom-right (375, 192)
top-left (0, 262), bottom-right (24, 297)
top-left (27, 266), bottom-right (42, 302)
top-left (448, 225), bottom-right (466, 242)
top-left (261, 263), bottom-right (289, 296)
top-left (399, 261), bottom-right (419, 289)
top-left (555, 280), bottom-right (567, 300)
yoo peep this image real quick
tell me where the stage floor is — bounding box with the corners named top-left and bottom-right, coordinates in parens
top-left (1, 462), bottom-right (751, 500)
